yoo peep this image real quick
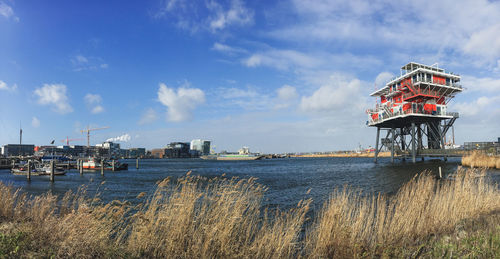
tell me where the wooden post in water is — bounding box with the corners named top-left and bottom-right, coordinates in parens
top-left (101, 159), bottom-right (104, 176)
top-left (27, 160), bottom-right (31, 181)
top-left (136, 158), bottom-right (139, 169)
top-left (112, 160), bottom-right (115, 172)
top-left (50, 160), bottom-right (55, 182)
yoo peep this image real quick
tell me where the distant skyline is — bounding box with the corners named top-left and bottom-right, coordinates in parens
top-left (1, 0), bottom-right (499, 153)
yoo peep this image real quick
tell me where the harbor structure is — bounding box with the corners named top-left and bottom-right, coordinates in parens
top-left (367, 62), bottom-right (463, 163)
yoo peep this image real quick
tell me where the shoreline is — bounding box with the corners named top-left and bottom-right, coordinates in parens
top-left (291, 151), bottom-right (391, 158)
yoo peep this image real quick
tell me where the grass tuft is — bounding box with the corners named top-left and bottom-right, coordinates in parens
top-left (0, 168), bottom-right (499, 258)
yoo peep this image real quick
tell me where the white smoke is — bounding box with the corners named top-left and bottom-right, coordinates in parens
top-left (106, 133), bottom-right (131, 143)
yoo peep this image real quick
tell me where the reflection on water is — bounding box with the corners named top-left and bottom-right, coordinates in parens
top-left (0, 157), bottom-right (497, 209)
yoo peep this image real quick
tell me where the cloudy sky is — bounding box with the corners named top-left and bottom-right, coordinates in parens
top-left (1, 0), bottom-right (499, 153)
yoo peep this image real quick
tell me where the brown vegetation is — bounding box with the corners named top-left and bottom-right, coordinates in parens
top-left (1, 168), bottom-right (499, 258)
top-left (462, 151), bottom-right (500, 169)
top-left (292, 151), bottom-right (391, 158)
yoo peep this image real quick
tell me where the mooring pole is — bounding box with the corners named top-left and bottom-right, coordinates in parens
top-left (50, 160), bottom-right (55, 182)
top-left (411, 122), bottom-right (416, 163)
top-left (27, 160), bottom-right (31, 181)
top-left (136, 158), bottom-right (139, 169)
top-left (374, 127), bottom-right (380, 163)
top-left (112, 160), bottom-right (115, 172)
top-left (391, 128), bottom-right (395, 163)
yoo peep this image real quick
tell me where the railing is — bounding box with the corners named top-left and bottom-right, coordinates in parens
top-left (412, 78), bottom-right (463, 89)
top-left (367, 107), bottom-right (458, 126)
top-left (402, 87), bottom-right (441, 100)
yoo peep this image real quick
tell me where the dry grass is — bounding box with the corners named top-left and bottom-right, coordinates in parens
top-left (306, 168), bottom-right (500, 257)
top-left (462, 151), bottom-right (500, 169)
top-left (1, 168), bottom-right (499, 258)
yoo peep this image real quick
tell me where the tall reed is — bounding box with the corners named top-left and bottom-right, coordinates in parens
top-left (306, 168), bottom-right (500, 257)
top-left (0, 168), bottom-right (499, 258)
top-left (462, 151), bottom-right (500, 169)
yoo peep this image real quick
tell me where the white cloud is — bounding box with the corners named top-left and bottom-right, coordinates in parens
top-left (84, 93), bottom-right (102, 104)
top-left (221, 87), bottom-right (258, 99)
top-left (207, 0), bottom-right (254, 32)
top-left (275, 85), bottom-right (299, 109)
top-left (264, 0), bottom-right (500, 67)
top-left (461, 75), bottom-right (500, 93)
top-left (300, 74), bottom-right (366, 113)
top-left (243, 49), bottom-right (320, 70)
top-left (0, 2), bottom-right (18, 21)
top-left (0, 80), bottom-right (17, 92)
top-left (156, 0), bottom-right (253, 33)
top-left (31, 117), bottom-right (40, 128)
top-left (212, 42), bottom-right (247, 54)
top-left (138, 108), bottom-right (158, 125)
top-left (84, 93), bottom-right (104, 114)
top-left (106, 133), bottom-right (131, 143)
top-left (91, 105), bottom-right (104, 114)
top-left (157, 83), bottom-right (205, 122)
top-left (453, 95), bottom-right (500, 117)
top-left (71, 54), bottom-right (108, 71)
top-left (34, 84), bottom-right (73, 114)
top-left (277, 85), bottom-right (298, 101)
top-left (374, 72), bottom-right (394, 88)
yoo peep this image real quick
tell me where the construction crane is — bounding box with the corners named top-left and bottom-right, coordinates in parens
top-left (81, 126), bottom-right (109, 147)
top-left (61, 136), bottom-right (84, 146)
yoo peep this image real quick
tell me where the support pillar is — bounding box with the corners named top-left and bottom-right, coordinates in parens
top-left (374, 127), bottom-right (380, 163)
top-left (400, 128), bottom-right (406, 161)
top-left (440, 122), bottom-right (447, 161)
top-left (391, 128), bottom-right (395, 163)
top-left (411, 122), bottom-right (416, 163)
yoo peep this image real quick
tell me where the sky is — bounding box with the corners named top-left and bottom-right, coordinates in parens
top-left (0, 0), bottom-right (499, 153)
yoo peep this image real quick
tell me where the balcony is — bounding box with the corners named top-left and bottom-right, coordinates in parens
top-left (367, 106), bottom-right (458, 126)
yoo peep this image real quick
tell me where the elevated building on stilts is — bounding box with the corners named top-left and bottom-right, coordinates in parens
top-left (367, 62), bottom-right (463, 163)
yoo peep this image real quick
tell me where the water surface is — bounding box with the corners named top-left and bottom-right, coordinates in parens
top-left (0, 157), bottom-right (495, 209)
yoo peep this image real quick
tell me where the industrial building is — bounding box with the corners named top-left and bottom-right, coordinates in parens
top-left (190, 139), bottom-right (211, 155)
top-left (367, 62), bottom-right (463, 162)
top-left (164, 142), bottom-right (191, 158)
top-left (1, 144), bottom-right (35, 157)
top-left (127, 148), bottom-right (146, 158)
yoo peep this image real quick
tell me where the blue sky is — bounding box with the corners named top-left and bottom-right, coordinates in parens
top-left (1, 0), bottom-right (499, 153)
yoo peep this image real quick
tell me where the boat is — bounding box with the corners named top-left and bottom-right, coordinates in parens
top-left (10, 162), bottom-right (66, 176)
top-left (36, 164), bottom-right (66, 175)
top-left (200, 147), bottom-right (263, 161)
top-left (215, 154), bottom-right (263, 161)
top-left (82, 158), bottom-right (128, 171)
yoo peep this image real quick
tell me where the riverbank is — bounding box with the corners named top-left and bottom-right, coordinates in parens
top-left (291, 151), bottom-right (391, 158)
top-left (462, 151), bottom-right (500, 169)
top-left (1, 168), bottom-right (499, 258)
